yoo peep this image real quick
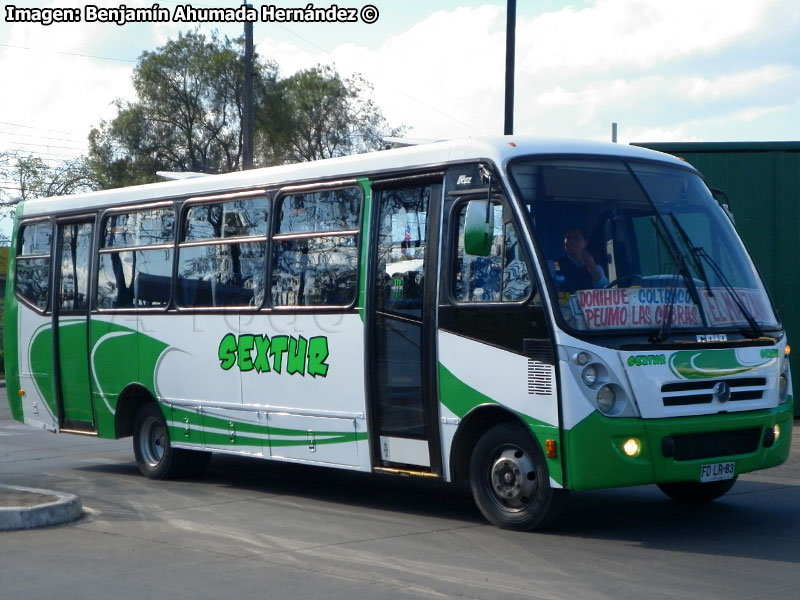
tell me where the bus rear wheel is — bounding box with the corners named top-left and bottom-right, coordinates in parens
top-left (469, 423), bottom-right (566, 531)
top-left (133, 403), bottom-right (210, 479)
top-left (657, 477), bottom-right (737, 503)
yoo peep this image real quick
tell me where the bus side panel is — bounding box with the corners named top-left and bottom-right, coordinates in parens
top-left (437, 331), bottom-right (563, 486)
top-left (142, 313), bottom-right (241, 449)
top-left (137, 312), bottom-right (370, 471)
top-left (88, 315), bottom-right (141, 438)
top-left (3, 211), bottom-right (24, 423)
top-left (14, 310), bottom-right (59, 430)
top-left (239, 313), bottom-right (369, 471)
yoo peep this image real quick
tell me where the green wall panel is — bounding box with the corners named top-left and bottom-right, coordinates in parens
top-left (636, 142), bottom-right (800, 415)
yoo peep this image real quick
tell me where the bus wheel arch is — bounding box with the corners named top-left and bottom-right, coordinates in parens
top-left (449, 405), bottom-right (525, 484)
top-left (116, 388), bottom-right (211, 480)
top-left (115, 384), bottom-right (157, 439)
top-left (131, 402), bottom-right (211, 480)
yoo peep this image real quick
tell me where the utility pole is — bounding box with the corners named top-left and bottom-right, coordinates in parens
top-left (242, 4), bottom-right (254, 170)
top-left (504, 0), bottom-right (516, 135)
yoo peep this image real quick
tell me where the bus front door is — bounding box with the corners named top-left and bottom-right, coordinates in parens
top-left (54, 219), bottom-right (96, 432)
top-left (368, 178), bottom-right (442, 474)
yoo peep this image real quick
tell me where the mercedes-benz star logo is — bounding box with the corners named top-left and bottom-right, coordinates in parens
top-left (713, 381), bottom-right (731, 403)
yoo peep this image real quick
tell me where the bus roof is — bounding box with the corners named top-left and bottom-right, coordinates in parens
top-left (20, 136), bottom-right (689, 217)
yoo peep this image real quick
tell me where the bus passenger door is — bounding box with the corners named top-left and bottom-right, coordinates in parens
top-left (367, 177), bottom-right (443, 474)
top-left (53, 219), bottom-right (96, 432)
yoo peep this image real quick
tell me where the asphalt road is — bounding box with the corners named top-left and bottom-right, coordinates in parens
top-left (2, 389), bottom-right (800, 600)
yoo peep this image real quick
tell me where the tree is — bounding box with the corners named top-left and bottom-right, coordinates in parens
top-left (89, 30), bottom-right (276, 186)
top-left (89, 30), bottom-right (404, 188)
top-left (0, 151), bottom-right (96, 245)
top-left (263, 65), bottom-right (404, 162)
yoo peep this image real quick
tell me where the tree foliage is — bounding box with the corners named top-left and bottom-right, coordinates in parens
top-left (88, 30), bottom-right (403, 188)
top-left (265, 65), bottom-right (403, 163)
top-left (0, 151), bottom-right (96, 244)
top-left (89, 30), bottom-right (261, 186)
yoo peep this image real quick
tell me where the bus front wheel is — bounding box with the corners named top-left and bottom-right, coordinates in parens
top-left (657, 477), bottom-right (737, 503)
top-left (469, 423), bottom-right (566, 531)
top-left (133, 403), bottom-right (210, 479)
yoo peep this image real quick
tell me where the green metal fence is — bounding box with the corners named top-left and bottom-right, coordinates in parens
top-left (635, 142), bottom-right (800, 415)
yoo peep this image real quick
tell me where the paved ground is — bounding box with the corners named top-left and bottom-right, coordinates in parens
top-left (3, 389), bottom-right (800, 599)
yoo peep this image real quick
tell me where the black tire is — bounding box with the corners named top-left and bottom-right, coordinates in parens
top-left (657, 477), bottom-right (737, 503)
top-left (469, 422), bottom-right (566, 531)
top-left (133, 403), bottom-right (211, 479)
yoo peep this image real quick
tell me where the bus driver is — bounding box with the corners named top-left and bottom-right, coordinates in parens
top-left (553, 227), bottom-right (608, 292)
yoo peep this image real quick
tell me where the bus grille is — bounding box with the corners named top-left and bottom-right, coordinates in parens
top-left (662, 427), bottom-right (762, 461)
top-left (661, 377), bottom-right (767, 407)
top-left (524, 339), bottom-right (554, 396)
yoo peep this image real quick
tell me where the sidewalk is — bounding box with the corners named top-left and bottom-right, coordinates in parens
top-left (0, 485), bottom-right (83, 531)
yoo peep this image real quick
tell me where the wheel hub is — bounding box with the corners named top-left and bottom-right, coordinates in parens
top-left (140, 416), bottom-right (166, 467)
top-left (490, 448), bottom-right (536, 508)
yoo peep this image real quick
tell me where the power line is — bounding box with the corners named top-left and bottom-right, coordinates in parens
top-left (0, 43), bottom-right (137, 63)
top-left (0, 121), bottom-right (85, 138)
top-left (1, 139), bottom-right (85, 152)
top-left (0, 130), bottom-right (85, 145)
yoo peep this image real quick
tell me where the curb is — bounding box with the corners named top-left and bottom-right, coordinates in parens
top-left (0, 485), bottom-right (83, 531)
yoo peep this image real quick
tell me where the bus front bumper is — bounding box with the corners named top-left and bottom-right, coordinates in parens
top-left (563, 400), bottom-right (794, 491)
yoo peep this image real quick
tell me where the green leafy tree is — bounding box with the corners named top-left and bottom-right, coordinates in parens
top-left (0, 151), bottom-right (96, 244)
top-left (89, 31), bottom-right (404, 187)
top-left (89, 30), bottom-right (276, 185)
top-left (264, 65), bottom-right (404, 163)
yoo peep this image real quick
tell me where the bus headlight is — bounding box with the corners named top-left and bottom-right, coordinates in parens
top-left (581, 365), bottom-right (597, 387)
top-left (779, 372), bottom-right (789, 403)
top-left (597, 385), bottom-right (616, 414)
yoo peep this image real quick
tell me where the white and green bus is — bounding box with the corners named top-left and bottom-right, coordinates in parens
top-left (3, 137), bottom-right (793, 530)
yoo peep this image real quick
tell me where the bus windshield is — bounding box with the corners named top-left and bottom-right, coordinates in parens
top-left (509, 158), bottom-right (779, 336)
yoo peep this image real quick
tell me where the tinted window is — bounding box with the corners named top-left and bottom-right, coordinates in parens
top-left (97, 207), bottom-right (175, 309)
top-left (185, 197), bottom-right (268, 240)
top-left (453, 202), bottom-right (531, 302)
top-left (271, 187), bottom-right (361, 307)
top-left (16, 222), bottom-right (52, 310)
top-left (277, 188), bottom-right (360, 234)
top-left (178, 195), bottom-right (269, 308)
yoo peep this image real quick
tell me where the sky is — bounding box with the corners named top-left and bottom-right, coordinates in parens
top-left (1, 0), bottom-right (799, 187)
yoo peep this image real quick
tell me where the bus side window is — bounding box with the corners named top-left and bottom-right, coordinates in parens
top-left (177, 196), bottom-right (269, 309)
top-left (15, 221), bottom-right (52, 311)
top-left (453, 202), bottom-right (531, 303)
top-left (271, 187), bottom-right (361, 307)
top-left (97, 208), bottom-right (175, 309)
top-left (374, 185), bottom-right (430, 316)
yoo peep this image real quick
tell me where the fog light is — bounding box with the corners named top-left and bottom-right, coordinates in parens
top-left (773, 424), bottom-right (781, 443)
top-left (623, 438), bottom-right (641, 457)
top-left (582, 364), bottom-right (597, 386)
top-left (597, 385), bottom-right (615, 414)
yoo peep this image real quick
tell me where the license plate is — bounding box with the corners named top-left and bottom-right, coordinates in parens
top-left (700, 461), bottom-right (736, 482)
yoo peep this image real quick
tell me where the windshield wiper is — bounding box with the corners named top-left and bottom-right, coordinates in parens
top-left (668, 213), bottom-right (714, 299)
top-left (666, 214), bottom-right (763, 339)
top-left (649, 216), bottom-right (706, 343)
top-left (693, 247), bottom-right (765, 339)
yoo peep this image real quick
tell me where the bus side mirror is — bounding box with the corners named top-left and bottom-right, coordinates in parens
top-left (710, 188), bottom-right (735, 224)
top-left (464, 200), bottom-right (494, 256)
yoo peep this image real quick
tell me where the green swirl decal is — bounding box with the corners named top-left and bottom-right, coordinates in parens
top-left (668, 349), bottom-right (773, 380)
